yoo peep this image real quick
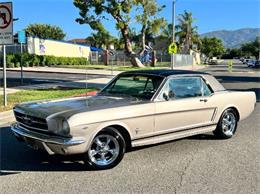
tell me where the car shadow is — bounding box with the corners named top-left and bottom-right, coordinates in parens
top-left (1, 124), bottom-right (221, 173)
top-left (0, 126), bottom-right (95, 173)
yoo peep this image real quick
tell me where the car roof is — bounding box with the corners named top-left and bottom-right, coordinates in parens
top-left (120, 69), bottom-right (210, 77)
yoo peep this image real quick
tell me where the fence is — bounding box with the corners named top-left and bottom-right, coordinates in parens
top-left (89, 50), bottom-right (194, 67)
top-left (0, 44), bottom-right (28, 54)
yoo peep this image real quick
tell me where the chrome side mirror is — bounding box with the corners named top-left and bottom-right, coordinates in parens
top-left (163, 93), bottom-right (169, 101)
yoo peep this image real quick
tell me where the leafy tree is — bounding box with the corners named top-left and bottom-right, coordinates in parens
top-left (135, 0), bottom-right (166, 54)
top-left (86, 30), bottom-right (116, 49)
top-left (222, 48), bottom-right (243, 59)
top-left (175, 11), bottom-right (201, 54)
top-left (241, 37), bottom-right (260, 59)
top-left (201, 37), bottom-right (225, 59)
top-left (25, 23), bottom-right (66, 40)
top-left (161, 23), bottom-right (174, 43)
top-left (73, 0), bottom-right (165, 67)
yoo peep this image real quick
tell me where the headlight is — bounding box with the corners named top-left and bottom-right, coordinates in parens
top-left (61, 120), bottom-right (70, 135)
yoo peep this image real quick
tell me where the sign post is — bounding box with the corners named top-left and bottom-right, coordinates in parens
top-left (18, 30), bottom-right (26, 84)
top-left (3, 45), bottom-right (7, 106)
top-left (0, 2), bottom-right (13, 107)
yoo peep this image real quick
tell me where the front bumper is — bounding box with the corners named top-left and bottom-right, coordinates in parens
top-left (11, 123), bottom-right (87, 155)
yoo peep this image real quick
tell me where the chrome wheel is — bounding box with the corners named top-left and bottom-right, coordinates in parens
top-left (88, 134), bottom-right (120, 166)
top-left (221, 111), bottom-right (236, 136)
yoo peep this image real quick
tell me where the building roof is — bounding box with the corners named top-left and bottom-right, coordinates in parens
top-left (120, 69), bottom-right (209, 77)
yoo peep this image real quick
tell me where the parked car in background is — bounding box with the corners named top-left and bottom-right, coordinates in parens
top-left (11, 70), bottom-right (256, 169)
top-left (243, 59), bottom-right (250, 64)
top-left (250, 60), bottom-right (260, 69)
top-left (247, 60), bottom-right (256, 67)
top-left (208, 57), bottom-right (218, 65)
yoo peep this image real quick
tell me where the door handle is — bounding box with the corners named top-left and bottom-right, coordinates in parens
top-left (200, 99), bottom-right (208, 102)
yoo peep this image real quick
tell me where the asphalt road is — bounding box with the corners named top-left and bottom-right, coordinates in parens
top-left (0, 70), bottom-right (112, 87)
top-left (0, 62), bottom-right (259, 193)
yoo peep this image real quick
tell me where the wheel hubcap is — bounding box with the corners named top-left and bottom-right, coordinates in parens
top-left (88, 134), bottom-right (120, 166)
top-left (222, 112), bottom-right (236, 136)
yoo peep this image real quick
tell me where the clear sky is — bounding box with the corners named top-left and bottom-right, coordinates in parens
top-left (10, 0), bottom-right (260, 40)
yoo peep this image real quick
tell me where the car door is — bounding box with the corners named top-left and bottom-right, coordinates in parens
top-left (154, 76), bottom-right (216, 134)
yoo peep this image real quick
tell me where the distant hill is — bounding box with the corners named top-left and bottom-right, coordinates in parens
top-left (201, 28), bottom-right (260, 48)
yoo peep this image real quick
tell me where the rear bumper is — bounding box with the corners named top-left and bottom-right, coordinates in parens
top-left (11, 123), bottom-right (87, 155)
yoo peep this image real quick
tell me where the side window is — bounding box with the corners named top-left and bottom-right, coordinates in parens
top-left (168, 77), bottom-right (203, 99)
top-left (157, 77), bottom-right (206, 101)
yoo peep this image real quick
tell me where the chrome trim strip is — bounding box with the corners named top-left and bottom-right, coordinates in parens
top-left (11, 123), bottom-right (85, 146)
top-left (132, 123), bottom-right (217, 141)
top-left (211, 107), bottom-right (218, 121)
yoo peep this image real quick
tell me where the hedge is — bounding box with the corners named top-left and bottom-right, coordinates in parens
top-left (2, 53), bottom-right (89, 68)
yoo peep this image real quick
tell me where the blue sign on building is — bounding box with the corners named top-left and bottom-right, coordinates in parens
top-left (18, 31), bottom-right (26, 44)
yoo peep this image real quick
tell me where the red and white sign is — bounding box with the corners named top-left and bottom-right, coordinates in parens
top-left (0, 2), bottom-right (13, 45)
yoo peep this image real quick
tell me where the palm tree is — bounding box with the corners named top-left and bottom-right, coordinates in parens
top-left (175, 11), bottom-right (201, 54)
top-left (86, 31), bottom-right (116, 49)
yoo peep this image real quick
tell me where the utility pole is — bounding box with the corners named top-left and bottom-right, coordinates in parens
top-left (171, 0), bottom-right (177, 69)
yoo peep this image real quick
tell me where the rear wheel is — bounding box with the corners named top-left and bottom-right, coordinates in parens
top-left (213, 108), bottom-right (238, 139)
top-left (85, 127), bottom-right (126, 170)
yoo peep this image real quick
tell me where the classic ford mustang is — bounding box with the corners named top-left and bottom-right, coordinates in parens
top-left (11, 70), bottom-right (256, 169)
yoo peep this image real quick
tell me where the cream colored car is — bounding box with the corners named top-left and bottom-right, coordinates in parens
top-left (11, 70), bottom-right (256, 169)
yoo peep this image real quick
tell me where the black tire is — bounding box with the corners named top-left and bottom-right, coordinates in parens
top-left (213, 108), bottom-right (238, 139)
top-left (85, 127), bottom-right (126, 170)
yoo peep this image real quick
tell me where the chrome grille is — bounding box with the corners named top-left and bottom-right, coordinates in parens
top-left (14, 111), bottom-right (48, 131)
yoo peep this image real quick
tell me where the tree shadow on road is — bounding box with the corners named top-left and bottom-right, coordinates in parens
top-left (216, 75), bottom-right (260, 83)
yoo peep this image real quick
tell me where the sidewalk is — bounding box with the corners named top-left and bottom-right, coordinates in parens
top-left (0, 110), bottom-right (15, 126)
top-left (4, 66), bottom-right (122, 76)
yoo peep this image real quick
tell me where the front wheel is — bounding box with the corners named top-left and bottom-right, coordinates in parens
top-left (85, 127), bottom-right (126, 170)
top-left (213, 108), bottom-right (238, 139)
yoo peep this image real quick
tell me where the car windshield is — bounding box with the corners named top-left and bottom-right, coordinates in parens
top-left (100, 74), bottom-right (164, 100)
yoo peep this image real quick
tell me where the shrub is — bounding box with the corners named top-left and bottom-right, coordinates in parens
top-left (5, 53), bottom-right (89, 67)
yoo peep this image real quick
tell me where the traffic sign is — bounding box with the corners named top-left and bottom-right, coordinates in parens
top-left (18, 30), bottom-right (26, 44)
top-left (168, 42), bottom-right (177, 54)
top-left (0, 2), bottom-right (13, 45)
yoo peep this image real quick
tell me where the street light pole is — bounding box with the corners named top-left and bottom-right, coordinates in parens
top-left (171, 0), bottom-right (177, 69)
top-left (172, 0), bottom-right (176, 43)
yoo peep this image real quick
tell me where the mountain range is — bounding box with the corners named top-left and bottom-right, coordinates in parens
top-left (201, 28), bottom-right (260, 48)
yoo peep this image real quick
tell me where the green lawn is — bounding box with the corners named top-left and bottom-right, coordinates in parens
top-left (0, 88), bottom-right (96, 112)
top-left (54, 64), bottom-right (170, 71)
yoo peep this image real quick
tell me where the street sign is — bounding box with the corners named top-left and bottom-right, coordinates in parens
top-left (168, 42), bottom-right (177, 54)
top-left (18, 30), bottom-right (26, 44)
top-left (0, 2), bottom-right (13, 107)
top-left (0, 2), bottom-right (13, 45)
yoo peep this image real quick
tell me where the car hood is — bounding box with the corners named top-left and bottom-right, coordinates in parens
top-left (14, 95), bottom-right (143, 119)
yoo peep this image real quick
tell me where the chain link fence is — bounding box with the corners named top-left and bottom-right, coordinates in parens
top-left (0, 44), bottom-right (28, 55)
top-left (89, 50), bottom-right (194, 68)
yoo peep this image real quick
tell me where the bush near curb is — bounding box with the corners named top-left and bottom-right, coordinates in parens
top-left (3, 53), bottom-right (89, 67)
